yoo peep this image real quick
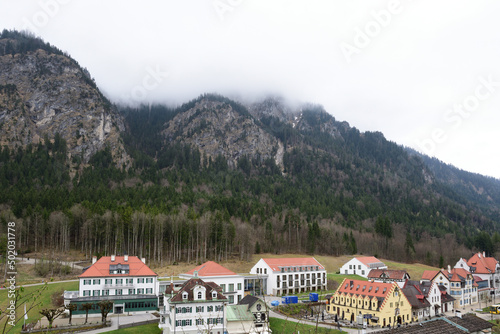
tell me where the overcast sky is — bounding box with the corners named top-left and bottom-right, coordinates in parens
top-left (2, 0), bottom-right (500, 179)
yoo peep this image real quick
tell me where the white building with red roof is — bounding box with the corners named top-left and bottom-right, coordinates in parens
top-left (78, 255), bottom-right (158, 298)
top-left (340, 256), bottom-right (387, 277)
top-left (179, 261), bottom-right (245, 304)
top-left (66, 255), bottom-right (159, 316)
top-left (455, 251), bottom-right (500, 301)
top-left (249, 257), bottom-right (327, 296)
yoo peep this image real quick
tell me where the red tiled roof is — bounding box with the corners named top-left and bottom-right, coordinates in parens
top-left (185, 261), bottom-right (237, 277)
top-left (367, 269), bottom-right (409, 280)
top-left (467, 253), bottom-right (498, 274)
top-left (261, 257), bottom-right (325, 272)
top-left (421, 270), bottom-right (439, 281)
top-left (356, 256), bottom-right (385, 266)
top-left (450, 272), bottom-right (461, 282)
top-left (79, 256), bottom-right (157, 278)
top-left (336, 279), bottom-right (395, 299)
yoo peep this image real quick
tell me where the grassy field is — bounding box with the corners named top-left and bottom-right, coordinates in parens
top-left (270, 317), bottom-right (342, 333)
top-left (0, 281), bottom-right (79, 333)
top-left (105, 323), bottom-right (162, 334)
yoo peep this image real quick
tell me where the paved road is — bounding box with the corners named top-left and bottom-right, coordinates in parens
top-left (0, 278), bottom-right (78, 290)
top-left (15, 256), bottom-right (86, 270)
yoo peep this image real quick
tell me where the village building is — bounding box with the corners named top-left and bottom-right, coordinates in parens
top-left (403, 280), bottom-right (443, 320)
top-left (158, 277), bottom-right (227, 334)
top-left (66, 255), bottom-right (159, 316)
top-left (249, 257), bottom-right (327, 296)
top-left (225, 305), bottom-right (258, 334)
top-left (179, 261), bottom-right (245, 304)
top-left (340, 256), bottom-right (387, 278)
top-left (327, 278), bottom-right (412, 328)
top-left (421, 267), bottom-right (478, 310)
top-left (238, 295), bottom-right (271, 333)
top-left (368, 269), bottom-right (410, 288)
top-left (376, 313), bottom-right (493, 334)
top-left (455, 251), bottom-right (500, 303)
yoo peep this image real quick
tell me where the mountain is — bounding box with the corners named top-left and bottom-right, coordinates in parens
top-left (0, 30), bottom-right (129, 167)
top-left (1, 30), bottom-right (500, 267)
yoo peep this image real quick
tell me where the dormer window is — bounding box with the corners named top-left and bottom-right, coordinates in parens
top-left (198, 292), bottom-right (202, 299)
top-left (182, 292), bottom-right (188, 300)
top-left (212, 291), bottom-right (217, 299)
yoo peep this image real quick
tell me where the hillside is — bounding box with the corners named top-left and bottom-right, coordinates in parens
top-left (0, 30), bottom-right (129, 167)
top-left (1, 31), bottom-right (500, 270)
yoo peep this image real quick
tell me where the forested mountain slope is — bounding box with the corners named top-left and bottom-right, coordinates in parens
top-left (1, 30), bottom-right (500, 268)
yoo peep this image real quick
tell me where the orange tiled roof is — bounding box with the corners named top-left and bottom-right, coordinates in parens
top-left (79, 256), bottom-right (157, 278)
top-left (367, 269), bottom-right (409, 280)
top-left (421, 270), bottom-right (439, 281)
top-left (336, 279), bottom-right (395, 298)
top-left (356, 256), bottom-right (385, 266)
top-left (468, 253), bottom-right (499, 274)
top-left (185, 261), bottom-right (237, 277)
top-left (261, 257), bottom-right (325, 272)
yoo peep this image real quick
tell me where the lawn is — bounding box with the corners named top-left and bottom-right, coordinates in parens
top-left (270, 317), bottom-right (342, 333)
top-left (105, 323), bottom-right (162, 334)
top-left (0, 280), bottom-right (79, 333)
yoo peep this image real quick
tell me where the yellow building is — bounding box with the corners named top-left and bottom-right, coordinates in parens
top-left (327, 279), bottom-right (412, 328)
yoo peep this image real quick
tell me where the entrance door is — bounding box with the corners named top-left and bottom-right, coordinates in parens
top-left (115, 306), bottom-right (123, 314)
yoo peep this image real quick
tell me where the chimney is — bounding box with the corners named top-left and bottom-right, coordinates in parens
top-left (484, 251), bottom-right (486, 257)
top-left (111, 255), bottom-right (115, 262)
top-left (141, 257), bottom-right (146, 264)
top-left (92, 256), bottom-right (97, 265)
top-left (447, 265), bottom-right (451, 273)
top-left (124, 254), bottom-right (128, 262)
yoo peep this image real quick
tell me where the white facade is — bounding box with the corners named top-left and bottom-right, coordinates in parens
top-left (79, 276), bottom-right (157, 297)
top-left (159, 279), bottom-right (227, 334)
top-left (340, 257), bottom-right (387, 278)
top-left (250, 258), bottom-right (327, 296)
top-left (179, 263), bottom-right (245, 305)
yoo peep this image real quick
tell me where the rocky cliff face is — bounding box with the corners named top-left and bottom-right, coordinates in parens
top-left (0, 33), bottom-right (129, 167)
top-left (162, 97), bottom-right (283, 169)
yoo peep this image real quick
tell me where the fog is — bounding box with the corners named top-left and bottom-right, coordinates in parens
top-left (2, 0), bottom-right (500, 178)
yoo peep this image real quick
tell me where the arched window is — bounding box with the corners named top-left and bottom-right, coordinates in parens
top-left (198, 292), bottom-right (202, 299)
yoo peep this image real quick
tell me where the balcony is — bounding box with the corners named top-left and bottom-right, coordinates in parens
top-left (104, 283), bottom-right (135, 289)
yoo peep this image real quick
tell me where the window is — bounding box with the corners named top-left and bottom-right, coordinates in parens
top-left (264, 268), bottom-right (267, 274)
top-left (196, 319), bottom-right (204, 326)
top-left (146, 278), bottom-right (153, 283)
top-left (207, 306), bottom-right (214, 312)
top-left (237, 283), bottom-right (242, 290)
top-left (128, 289), bottom-right (135, 295)
top-left (116, 279), bottom-right (123, 285)
top-left (212, 291), bottom-right (217, 298)
top-left (146, 288), bottom-right (153, 294)
top-left (221, 284), bottom-right (226, 292)
top-left (229, 284), bottom-right (234, 292)
top-left (137, 278), bottom-right (144, 283)
top-left (137, 288), bottom-right (144, 294)
top-left (116, 289), bottom-right (122, 295)
top-left (196, 306), bottom-right (204, 312)
top-left (93, 290), bottom-right (100, 296)
top-left (83, 290), bottom-right (90, 296)
top-left (83, 279), bottom-right (91, 285)
top-left (229, 295), bottom-right (234, 304)
top-left (126, 278), bottom-right (133, 284)
top-left (93, 279), bottom-right (100, 285)
top-left (105, 279), bottom-right (112, 285)
top-left (182, 292), bottom-right (188, 300)
top-left (103, 289), bottom-right (109, 296)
